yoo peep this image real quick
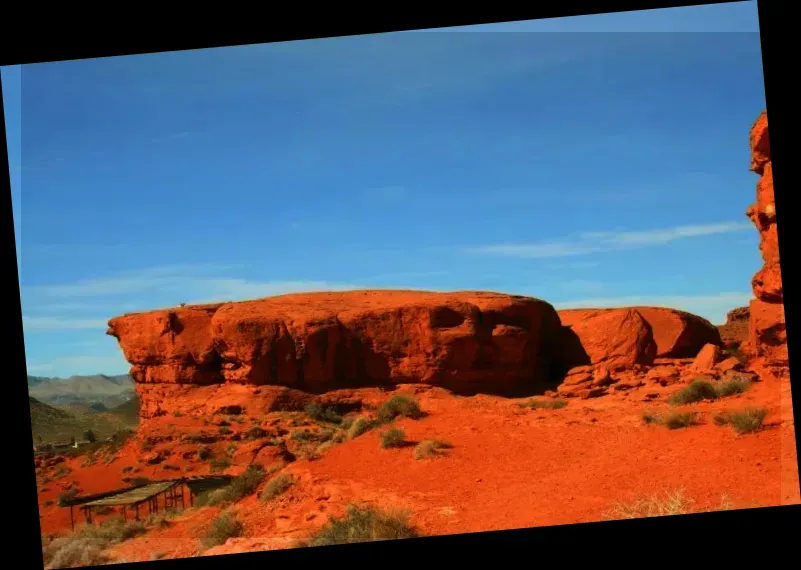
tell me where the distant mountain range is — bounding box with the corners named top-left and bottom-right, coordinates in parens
top-left (27, 373), bottom-right (135, 408)
top-left (29, 394), bottom-right (139, 444)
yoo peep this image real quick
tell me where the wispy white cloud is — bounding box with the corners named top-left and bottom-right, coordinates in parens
top-left (552, 291), bottom-right (752, 325)
top-left (22, 317), bottom-right (110, 332)
top-left (26, 354), bottom-right (129, 375)
top-left (24, 263), bottom-right (242, 298)
top-left (466, 221), bottom-right (752, 259)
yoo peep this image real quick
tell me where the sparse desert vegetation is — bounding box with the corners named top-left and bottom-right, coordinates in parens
top-left (414, 439), bottom-right (452, 460)
top-left (668, 377), bottom-right (752, 405)
top-left (300, 505), bottom-right (419, 547)
top-left (41, 517), bottom-right (147, 569)
top-left (377, 395), bottom-right (424, 424)
top-left (379, 427), bottom-right (407, 449)
top-left (202, 511), bottom-right (244, 549)
top-left (261, 473), bottom-right (294, 502)
top-left (643, 410), bottom-right (702, 430)
top-left (603, 489), bottom-right (735, 520)
top-left (714, 407), bottom-right (769, 434)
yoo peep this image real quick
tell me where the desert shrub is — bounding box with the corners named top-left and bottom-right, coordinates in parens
top-left (246, 426), bottom-right (268, 439)
top-left (662, 411), bottom-right (701, 430)
top-left (301, 505), bottom-right (418, 547)
top-left (219, 426), bottom-right (232, 435)
top-left (642, 413), bottom-right (660, 425)
top-left (668, 380), bottom-right (719, 405)
top-left (379, 427), bottom-right (406, 449)
top-left (642, 411), bottom-right (701, 430)
top-left (377, 395), bottom-right (423, 424)
top-left (347, 417), bottom-right (374, 440)
top-left (714, 407), bottom-right (768, 434)
top-left (715, 376), bottom-right (752, 398)
top-left (604, 489), bottom-right (692, 520)
top-left (173, 411), bottom-right (184, 417)
top-left (414, 440), bottom-right (452, 460)
top-left (130, 477), bottom-right (151, 487)
top-left (42, 517), bottom-right (146, 569)
top-left (291, 429), bottom-right (334, 443)
top-left (57, 489), bottom-right (78, 507)
top-left (603, 489), bottom-right (736, 521)
top-left (121, 465), bottom-right (135, 473)
top-left (195, 488), bottom-right (229, 507)
top-left (305, 402), bottom-right (343, 424)
top-left (224, 465), bottom-right (265, 501)
top-left (261, 474), bottom-right (294, 502)
top-left (198, 446), bottom-right (212, 460)
top-left (520, 398), bottom-right (568, 410)
top-left (209, 457), bottom-right (232, 472)
top-left (202, 511), bottom-right (243, 549)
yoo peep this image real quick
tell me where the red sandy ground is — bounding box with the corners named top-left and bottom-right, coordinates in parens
top-left (36, 367), bottom-right (799, 563)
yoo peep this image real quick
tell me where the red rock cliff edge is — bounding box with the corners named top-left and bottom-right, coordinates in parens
top-left (745, 111), bottom-right (788, 368)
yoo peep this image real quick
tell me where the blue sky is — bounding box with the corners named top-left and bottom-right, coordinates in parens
top-left (3, 2), bottom-right (766, 378)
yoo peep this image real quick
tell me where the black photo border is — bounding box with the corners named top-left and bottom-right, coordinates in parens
top-left (2, 0), bottom-right (797, 567)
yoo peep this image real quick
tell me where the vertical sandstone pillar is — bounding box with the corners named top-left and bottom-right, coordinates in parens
top-left (745, 111), bottom-right (788, 370)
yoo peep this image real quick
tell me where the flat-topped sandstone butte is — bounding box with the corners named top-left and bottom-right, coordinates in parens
top-left (107, 290), bottom-right (567, 398)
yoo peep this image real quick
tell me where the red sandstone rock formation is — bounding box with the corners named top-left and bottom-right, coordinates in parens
top-left (557, 306), bottom-right (721, 366)
top-left (745, 111), bottom-right (788, 367)
top-left (107, 291), bottom-right (565, 405)
top-left (718, 307), bottom-right (750, 346)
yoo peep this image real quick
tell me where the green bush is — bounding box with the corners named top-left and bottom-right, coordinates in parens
top-left (305, 402), bottom-right (343, 424)
top-left (202, 511), bottom-right (243, 549)
top-left (642, 411), bottom-right (701, 430)
top-left (379, 427), bottom-right (406, 449)
top-left (377, 395), bottom-right (423, 424)
top-left (714, 407), bottom-right (768, 434)
top-left (715, 376), bottom-right (752, 398)
top-left (668, 380), bottom-right (719, 405)
top-left (42, 517), bottom-right (146, 569)
top-left (261, 474), bottom-right (294, 502)
top-left (413, 440), bottom-right (452, 460)
top-left (346, 417), bottom-right (375, 440)
top-left (209, 457), bottom-right (232, 472)
top-left (301, 505), bottom-right (418, 547)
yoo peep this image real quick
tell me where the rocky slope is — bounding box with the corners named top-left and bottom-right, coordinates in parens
top-left (745, 111), bottom-right (788, 371)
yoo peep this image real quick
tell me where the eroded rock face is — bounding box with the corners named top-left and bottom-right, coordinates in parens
top-left (557, 306), bottom-right (720, 367)
top-left (718, 307), bottom-right (750, 346)
top-left (745, 111), bottom-right (788, 367)
top-left (557, 309), bottom-right (657, 368)
top-left (108, 290), bottom-right (564, 404)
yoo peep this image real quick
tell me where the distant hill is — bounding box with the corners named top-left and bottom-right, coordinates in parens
top-left (29, 393), bottom-right (139, 444)
top-left (27, 373), bottom-right (134, 408)
top-left (107, 393), bottom-right (140, 426)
